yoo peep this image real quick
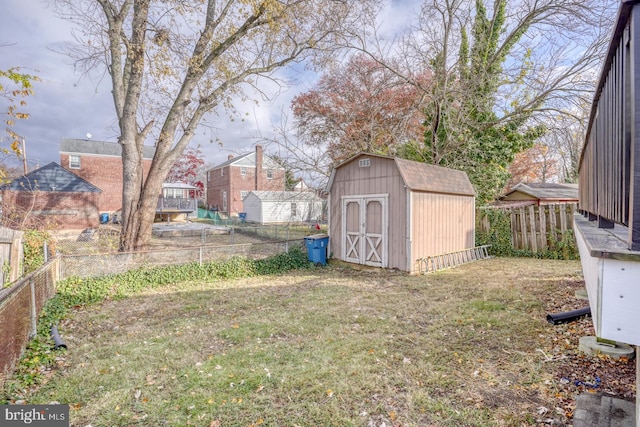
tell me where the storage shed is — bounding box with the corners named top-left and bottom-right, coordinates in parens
top-left (242, 191), bottom-right (324, 224)
top-left (326, 153), bottom-right (476, 273)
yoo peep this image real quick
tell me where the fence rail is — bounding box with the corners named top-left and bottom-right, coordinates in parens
top-left (479, 203), bottom-right (577, 253)
top-left (0, 258), bottom-right (59, 387)
top-left (60, 239), bottom-right (304, 279)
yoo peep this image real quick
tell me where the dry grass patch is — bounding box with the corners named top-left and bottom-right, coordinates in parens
top-left (16, 257), bottom-right (633, 426)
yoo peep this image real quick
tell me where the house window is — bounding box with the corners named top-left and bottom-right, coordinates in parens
top-left (359, 158), bottom-right (370, 168)
top-left (69, 155), bottom-right (81, 169)
top-left (267, 170), bottom-right (273, 179)
top-left (291, 202), bottom-right (297, 218)
top-left (241, 191), bottom-right (248, 200)
top-left (241, 167), bottom-right (247, 176)
top-left (207, 171), bottom-right (211, 181)
top-left (221, 168), bottom-right (224, 177)
top-left (223, 191), bottom-right (228, 211)
top-left (164, 188), bottom-right (183, 198)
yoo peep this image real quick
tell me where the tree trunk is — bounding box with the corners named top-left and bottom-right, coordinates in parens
top-left (119, 139), bottom-right (144, 252)
top-left (119, 140), bottom-right (167, 252)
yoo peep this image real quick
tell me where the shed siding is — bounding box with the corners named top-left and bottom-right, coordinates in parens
top-left (263, 201), bottom-right (290, 223)
top-left (243, 193), bottom-right (323, 224)
top-left (329, 156), bottom-right (407, 270)
top-left (242, 194), bottom-right (263, 223)
top-left (410, 192), bottom-right (475, 272)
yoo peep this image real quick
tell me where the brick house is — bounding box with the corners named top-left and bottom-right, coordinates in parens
top-left (206, 145), bottom-right (285, 215)
top-left (59, 138), bottom-right (155, 214)
top-left (0, 162), bottom-right (102, 230)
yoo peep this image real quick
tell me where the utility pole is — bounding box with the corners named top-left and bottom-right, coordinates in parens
top-left (21, 137), bottom-right (28, 174)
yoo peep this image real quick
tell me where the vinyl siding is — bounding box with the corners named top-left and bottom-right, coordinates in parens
top-left (243, 192), bottom-right (323, 224)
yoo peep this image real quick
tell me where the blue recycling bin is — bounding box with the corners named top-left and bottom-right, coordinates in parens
top-left (304, 234), bottom-right (329, 266)
top-left (100, 213), bottom-right (110, 224)
top-left (238, 212), bottom-right (247, 223)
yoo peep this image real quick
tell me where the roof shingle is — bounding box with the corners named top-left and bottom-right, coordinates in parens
top-left (0, 162), bottom-right (102, 193)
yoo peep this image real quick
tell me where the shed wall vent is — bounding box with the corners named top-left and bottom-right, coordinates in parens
top-left (359, 158), bottom-right (371, 167)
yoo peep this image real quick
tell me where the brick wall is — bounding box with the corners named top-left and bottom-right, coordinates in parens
top-left (206, 165), bottom-right (285, 215)
top-left (61, 153), bottom-right (152, 213)
top-left (0, 259), bottom-right (58, 387)
top-left (1, 190), bottom-right (100, 230)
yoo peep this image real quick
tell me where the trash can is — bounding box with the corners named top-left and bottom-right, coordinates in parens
top-left (238, 212), bottom-right (247, 223)
top-left (100, 213), bottom-right (110, 224)
top-left (304, 233), bottom-right (329, 266)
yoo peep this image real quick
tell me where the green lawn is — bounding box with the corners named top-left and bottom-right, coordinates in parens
top-left (8, 258), bottom-right (626, 426)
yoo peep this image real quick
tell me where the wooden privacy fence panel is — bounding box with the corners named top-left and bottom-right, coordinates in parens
top-left (480, 203), bottom-right (577, 253)
top-left (0, 258), bottom-right (59, 387)
top-left (0, 227), bottom-right (23, 286)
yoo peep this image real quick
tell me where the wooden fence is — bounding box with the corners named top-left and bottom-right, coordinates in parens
top-left (0, 227), bottom-right (23, 286)
top-left (478, 203), bottom-right (577, 253)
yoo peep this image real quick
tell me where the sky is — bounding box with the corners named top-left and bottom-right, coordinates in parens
top-left (0, 0), bottom-right (421, 173)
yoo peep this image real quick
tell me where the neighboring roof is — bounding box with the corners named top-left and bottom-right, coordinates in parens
top-left (0, 162), bottom-right (102, 193)
top-left (163, 182), bottom-right (197, 189)
top-left (293, 180), bottom-right (309, 191)
top-left (60, 138), bottom-right (156, 159)
top-left (326, 152), bottom-right (475, 197)
top-left (207, 151), bottom-right (284, 171)
top-left (500, 183), bottom-right (579, 201)
top-left (246, 191), bottom-right (321, 202)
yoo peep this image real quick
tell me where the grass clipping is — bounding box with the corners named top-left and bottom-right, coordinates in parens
top-left (5, 257), bottom-right (631, 427)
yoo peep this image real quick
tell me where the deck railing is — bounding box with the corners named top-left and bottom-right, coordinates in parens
top-left (579, 0), bottom-right (640, 250)
top-left (156, 196), bottom-right (197, 212)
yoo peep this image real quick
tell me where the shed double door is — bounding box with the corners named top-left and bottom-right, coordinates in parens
top-left (342, 195), bottom-right (388, 267)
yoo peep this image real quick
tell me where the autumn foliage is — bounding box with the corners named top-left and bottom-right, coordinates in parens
top-left (166, 146), bottom-right (205, 198)
top-left (291, 54), bottom-right (429, 164)
top-left (506, 144), bottom-right (559, 189)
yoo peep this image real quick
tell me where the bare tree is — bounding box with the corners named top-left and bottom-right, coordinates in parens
top-left (360, 0), bottom-right (616, 203)
top-left (259, 109), bottom-right (333, 191)
top-left (52, 0), bottom-right (374, 250)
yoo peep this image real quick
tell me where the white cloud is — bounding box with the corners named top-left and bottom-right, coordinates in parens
top-left (0, 0), bottom-right (421, 172)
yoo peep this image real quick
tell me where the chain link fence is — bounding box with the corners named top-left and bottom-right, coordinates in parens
top-left (59, 240), bottom-right (304, 279)
top-left (52, 222), bottom-right (319, 279)
top-left (54, 222), bottom-right (320, 255)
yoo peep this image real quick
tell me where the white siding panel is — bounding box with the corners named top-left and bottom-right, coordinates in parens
top-left (242, 194), bottom-right (263, 223)
top-left (600, 258), bottom-right (640, 345)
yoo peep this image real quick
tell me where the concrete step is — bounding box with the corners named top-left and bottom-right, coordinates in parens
top-left (574, 393), bottom-right (635, 427)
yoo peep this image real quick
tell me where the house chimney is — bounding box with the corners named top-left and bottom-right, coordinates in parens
top-left (255, 144), bottom-right (263, 190)
top-left (228, 154), bottom-right (234, 161)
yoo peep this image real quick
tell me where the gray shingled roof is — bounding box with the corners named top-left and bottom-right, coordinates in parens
top-left (502, 183), bottom-right (579, 201)
top-left (326, 153), bottom-right (475, 197)
top-left (60, 138), bottom-right (156, 159)
top-left (0, 162), bottom-right (102, 193)
top-left (394, 157), bottom-right (475, 196)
